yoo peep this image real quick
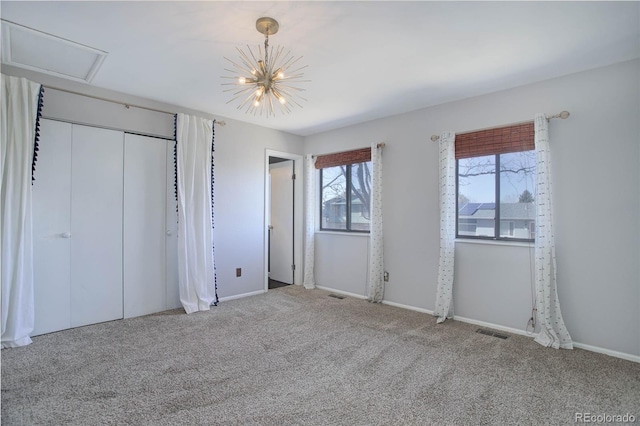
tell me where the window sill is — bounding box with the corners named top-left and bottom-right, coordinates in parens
top-left (455, 238), bottom-right (534, 248)
top-left (315, 230), bottom-right (370, 237)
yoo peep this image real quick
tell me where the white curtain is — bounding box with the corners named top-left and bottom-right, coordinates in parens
top-left (367, 143), bottom-right (384, 302)
top-left (433, 131), bottom-right (456, 323)
top-left (1, 75), bottom-right (42, 348)
top-left (302, 154), bottom-right (316, 289)
top-left (533, 113), bottom-right (572, 349)
top-left (176, 113), bottom-right (218, 314)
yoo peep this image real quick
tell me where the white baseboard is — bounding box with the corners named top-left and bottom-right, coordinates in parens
top-left (381, 299), bottom-right (434, 315)
top-left (452, 315), bottom-right (534, 338)
top-left (572, 342), bottom-right (640, 363)
top-left (315, 286), bottom-right (367, 300)
top-left (218, 290), bottom-right (266, 302)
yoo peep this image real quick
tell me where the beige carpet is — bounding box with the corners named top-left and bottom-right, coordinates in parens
top-left (2, 285), bottom-right (639, 425)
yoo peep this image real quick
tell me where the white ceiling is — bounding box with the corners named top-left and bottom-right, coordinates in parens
top-left (2, 1), bottom-right (639, 136)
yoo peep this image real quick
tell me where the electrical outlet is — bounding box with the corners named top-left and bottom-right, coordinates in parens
top-left (236, 268), bottom-right (241, 277)
top-left (383, 271), bottom-right (389, 282)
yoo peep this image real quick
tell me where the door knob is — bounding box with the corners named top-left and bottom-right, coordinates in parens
top-left (166, 230), bottom-right (173, 236)
top-left (60, 232), bottom-right (71, 239)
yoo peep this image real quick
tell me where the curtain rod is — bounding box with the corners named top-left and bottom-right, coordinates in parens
top-left (311, 143), bottom-right (385, 159)
top-left (42, 85), bottom-right (226, 126)
top-left (429, 111), bottom-right (569, 141)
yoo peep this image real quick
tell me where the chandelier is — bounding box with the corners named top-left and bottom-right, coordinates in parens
top-left (223, 17), bottom-right (308, 117)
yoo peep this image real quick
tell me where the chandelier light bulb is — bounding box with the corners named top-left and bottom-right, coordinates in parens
top-left (222, 17), bottom-right (309, 117)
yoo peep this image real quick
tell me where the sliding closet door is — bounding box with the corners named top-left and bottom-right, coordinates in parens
top-left (32, 119), bottom-right (72, 336)
top-left (70, 125), bottom-right (124, 327)
top-left (166, 140), bottom-right (181, 309)
top-left (123, 134), bottom-right (167, 318)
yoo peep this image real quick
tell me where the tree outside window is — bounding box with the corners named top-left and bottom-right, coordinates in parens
top-left (320, 161), bottom-right (371, 232)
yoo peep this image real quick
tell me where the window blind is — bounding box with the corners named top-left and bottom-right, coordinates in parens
top-left (314, 147), bottom-right (371, 169)
top-left (455, 122), bottom-right (534, 159)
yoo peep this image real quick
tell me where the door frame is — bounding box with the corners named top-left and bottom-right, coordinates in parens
top-left (264, 149), bottom-right (303, 291)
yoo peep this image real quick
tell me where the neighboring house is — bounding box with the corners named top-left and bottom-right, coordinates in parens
top-left (458, 202), bottom-right (535, 239)
top-left (323, 196), bottom-right (370, 230)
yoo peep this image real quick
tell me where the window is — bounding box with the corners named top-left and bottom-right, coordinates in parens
top-left (316, 148), bottom-right (372, 232)
top-left (456, 123), bottom-right (536, 242)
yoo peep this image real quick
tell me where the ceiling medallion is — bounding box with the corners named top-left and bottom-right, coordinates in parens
top-left (223, 17), bottom-right (308, 117)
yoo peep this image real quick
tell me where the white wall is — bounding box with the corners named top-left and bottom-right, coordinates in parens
top-left (315, 233), bottom-right (369, 296)
top-left (3, 66), bottom-right (305, 302)
top-left (214, 123), bottom-right (302, 298)
top-left (304, 59), bottom-right (640, 358)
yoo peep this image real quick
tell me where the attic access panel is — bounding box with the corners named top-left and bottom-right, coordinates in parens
top-left (1, 20), bottom-right (107, 83)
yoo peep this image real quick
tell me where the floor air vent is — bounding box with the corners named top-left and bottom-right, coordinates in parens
top-left (328, 294), bottom-right (345, 300)
top-left (476, 329), bottom-right (509, 340)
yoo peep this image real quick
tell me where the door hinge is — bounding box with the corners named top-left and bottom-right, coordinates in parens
top-left (291, 264), bottom-right (296, 271)
top-left (292, 173), bottom-right (296, 180)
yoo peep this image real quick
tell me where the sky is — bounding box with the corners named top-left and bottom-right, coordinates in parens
top-left (458, 151), bottom-right (535, 204)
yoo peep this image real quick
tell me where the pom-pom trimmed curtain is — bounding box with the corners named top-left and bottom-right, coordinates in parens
top-left (175, 113), bottom-right (218, 313)
top-left (1, 75), bottom-right (43, 348)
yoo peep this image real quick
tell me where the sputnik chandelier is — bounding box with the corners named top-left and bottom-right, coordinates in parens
top-left (223, 17), bottom-right (308, 117)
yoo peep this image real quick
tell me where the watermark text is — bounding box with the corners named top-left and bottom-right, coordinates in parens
top-left (575, 413), bottom-right (636, 423)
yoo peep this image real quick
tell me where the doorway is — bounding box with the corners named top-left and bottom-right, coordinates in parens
top-left (264, 150), bottom-right (303, 292)
top-left (268, 157), bottom-right (294, 289)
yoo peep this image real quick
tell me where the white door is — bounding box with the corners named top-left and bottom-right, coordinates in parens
top-left (269, 160), bottom-right (294, 284)
top-left (165, 140), bottom-right (180, 309)
top-left (32, 119), bottom-right (72, 336)
top-left (123, 134), bottom-right (167, 318)
top-left (70, 125), bottom-right (123, 327)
